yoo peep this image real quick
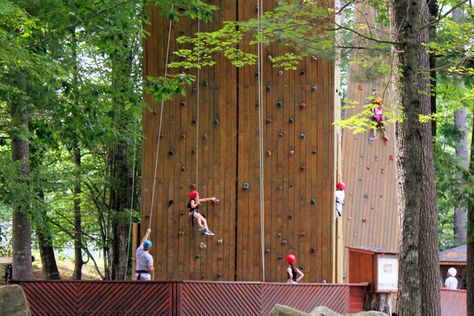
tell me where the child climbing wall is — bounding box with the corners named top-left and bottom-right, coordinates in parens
top-left (368, 98), bottom-right (388, 144)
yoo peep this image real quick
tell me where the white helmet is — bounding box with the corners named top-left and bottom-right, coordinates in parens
top-left (448, 267), bottom-right (457, 277)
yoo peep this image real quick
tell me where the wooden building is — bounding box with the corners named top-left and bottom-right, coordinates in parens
top-left (341, 3), bottom-right (399, 281)
top-left (141, 1), bottom-right (338, 282)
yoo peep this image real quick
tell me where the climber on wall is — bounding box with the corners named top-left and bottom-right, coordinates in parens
top-left (188, 190), bottom-right (219, 236)
top-left (335, 181), bottom-right (346, 218)
top-left (368, 97), bottom-right (388, 144)
top-left (286, 254), bottom-right (304, 284)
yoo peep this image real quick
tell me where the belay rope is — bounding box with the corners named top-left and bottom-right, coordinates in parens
top-left (257, 0), bottom-right (266, 282)
top-left (148, 9), bottom-right (174, 231)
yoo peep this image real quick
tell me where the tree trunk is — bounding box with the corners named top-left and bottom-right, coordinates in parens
top-left (72, 147), bottom-right (83, 280)
top-left (36, 226), bottom-right (60, 280)
top-left (110, 142), bottom-right (131, 280)
top-left (36, 190), bottom-right (60, 280)
top-left (467, 111), bottom-right (474, 316)
top-left (109, 42), bottom-right (134, 280)
top-left (427, 0), bottom-right (437, 138)
top-left (454, 103), bottom-right (469, 242)
top-left (10, 85), bottom-right (33, 280)
top-left (452, 9), bottom-right (468, 243)
top-left (391, 0), bottom-right (440, 315)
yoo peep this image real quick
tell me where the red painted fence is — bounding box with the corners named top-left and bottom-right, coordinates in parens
top-left (440, 289), bottom-right (466, 316)
top-left (11, 281), bottom-right (367, 315)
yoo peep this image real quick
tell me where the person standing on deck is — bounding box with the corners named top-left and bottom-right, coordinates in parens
top-left (286, 254), bottom-right (304, 284)
top-left (135, 228), bottom-right (154, 280)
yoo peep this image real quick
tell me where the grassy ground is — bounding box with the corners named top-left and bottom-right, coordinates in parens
top-left (32, 254), bottom-right (102, 280)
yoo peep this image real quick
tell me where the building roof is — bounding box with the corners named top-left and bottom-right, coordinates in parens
top-left (439, 244), bottom-right (466, 264)
top-left (347, 246), bottom-right (398, 255)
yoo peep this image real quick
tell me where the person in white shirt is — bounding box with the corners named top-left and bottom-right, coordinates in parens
top-left (135, 228), bottom-right (154, 280)
top-left (444, 267), bottom-right (458, 290)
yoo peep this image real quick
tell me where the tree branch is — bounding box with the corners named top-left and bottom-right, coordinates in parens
top-left (49, 220), bottom-right (105, 279)
top-left (420, 0), bottom-right (470, 29)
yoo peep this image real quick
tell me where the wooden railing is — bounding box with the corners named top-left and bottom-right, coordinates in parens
top-left (11, 280), bottom-right (368, 315)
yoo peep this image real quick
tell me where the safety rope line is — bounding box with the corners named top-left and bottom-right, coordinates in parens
top-left (257, 0), bottom-right (266, 282)
top-left (149, 9), bottom-right (174, 230)
top-left (195, 20), bottom-right (201, 190)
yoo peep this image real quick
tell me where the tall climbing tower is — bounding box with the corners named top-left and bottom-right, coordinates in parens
top-left (341, 3), bottom-right (399, 280)
top-left (141, 0), bottom-right (339, 282)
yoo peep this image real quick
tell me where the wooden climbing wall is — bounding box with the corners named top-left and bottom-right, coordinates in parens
top-left (142, 0), bottom-right (335, 283)
top-left (341, 4), bottom-right (399, 280)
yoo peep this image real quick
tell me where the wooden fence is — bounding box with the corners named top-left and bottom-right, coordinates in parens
top-left (12, 280), bottom-right (367, 315)
top-left (440, 288), bottom-right (467, 316)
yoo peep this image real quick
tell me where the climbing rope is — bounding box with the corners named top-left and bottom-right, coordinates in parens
top-left (148, 8), bottom-right (174, 230)
top-left (257, 0), bottom-right (266, 282)
top-left (195, 20), bottom-right (201, 189)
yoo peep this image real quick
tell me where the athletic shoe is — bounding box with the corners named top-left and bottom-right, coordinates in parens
top-left (204, 230), bottom-right (215, 236)
top-left (368, 135), bottom-right (375, 145)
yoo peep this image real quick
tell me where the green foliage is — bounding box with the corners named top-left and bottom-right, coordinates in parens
top-left (152, 0), bottom-right (217, 23)
top-left (146, 73), bottom-right (194, 103)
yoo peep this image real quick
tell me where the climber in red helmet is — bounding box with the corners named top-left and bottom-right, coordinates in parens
top-left (188, 190), bottom-right (219, 236)
top-left (335, 181), bottom-right (346, 218)
top-left (286, 254), bottom-right (304, 284)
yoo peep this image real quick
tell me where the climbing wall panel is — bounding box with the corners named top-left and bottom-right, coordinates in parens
top-left (341, 4), bottom-right (399, 280)
top-left (143, 1), bottom-right (335, 283)
top-left (142, 4), bottom-right (238, 281)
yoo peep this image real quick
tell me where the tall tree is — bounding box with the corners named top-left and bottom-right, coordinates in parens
top-left (468, 113), bottom-right (474, 316)
top-left (390, 0), bottom-right (440, 313)
top-left (10, 77), bottom-right (33, 280)
top-left (452, 8), bottom-right (469, 243)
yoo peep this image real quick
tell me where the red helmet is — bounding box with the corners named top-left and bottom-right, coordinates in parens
top-left (286, 254), bottom-right (296, 264)
top-left (336, 181), bottom-right (346, 190)
top-left (189, 190), bottom-right (199, 201)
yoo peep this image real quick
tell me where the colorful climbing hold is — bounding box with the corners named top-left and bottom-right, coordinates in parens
top-left (243, 182), bottom-right (250, 190)
top-left (288, 117), bottom-right (295, 124)
top-left (311, 84), bottom-right (317, 92)
top-left (289, 150), bottom-right (295, 156)
top-left (277, 100), bottom-right (284, 107)
top-left (310, 198), bottom-right (317, 205)
top-left (299, 101), bottom-right (307, 109)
